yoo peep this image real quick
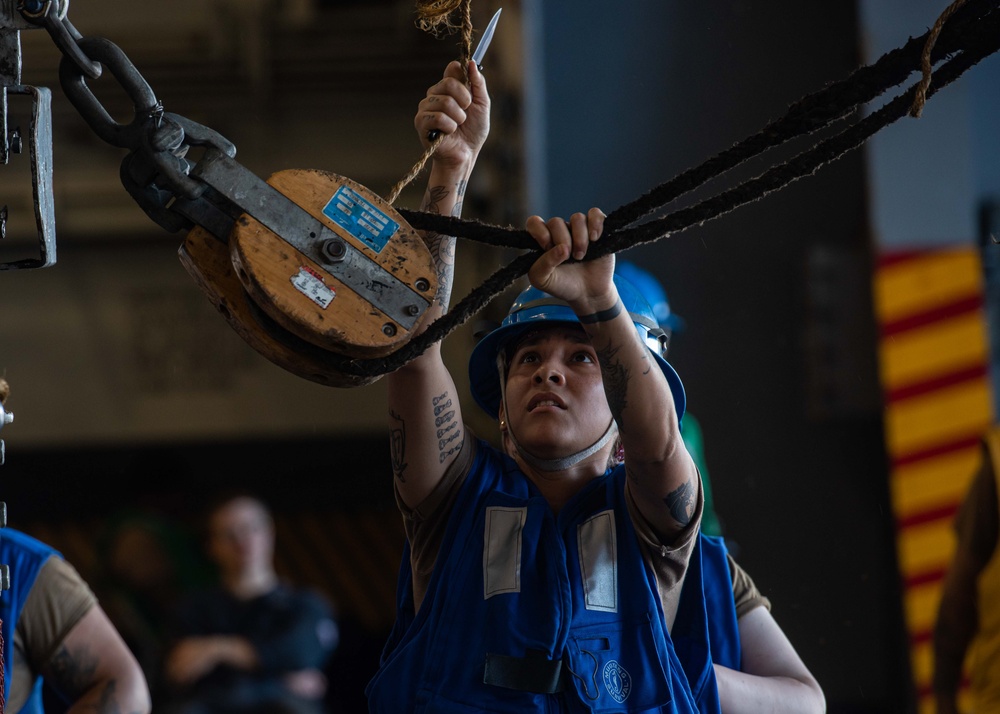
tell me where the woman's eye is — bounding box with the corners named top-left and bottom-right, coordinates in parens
top-left (572, 352), bottom-right (595, 363)
top-left (517, 352), bottom-right (539, 364)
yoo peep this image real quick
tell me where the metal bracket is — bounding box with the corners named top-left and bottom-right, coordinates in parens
top-left (0, 83), bottom-right (56, 270)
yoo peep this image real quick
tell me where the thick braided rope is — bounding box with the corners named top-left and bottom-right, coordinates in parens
top-left (329, 2), bottom-right (1000, 379)
top-left (911, 0), bottom-right (969, 117)
top-left (401, 0), bottom-right (1000, 244)
top-left (605, 20), bottom-right (1000, 256)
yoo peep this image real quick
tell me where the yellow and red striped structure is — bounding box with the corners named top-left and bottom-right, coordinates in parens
top-left (874, 246), bottom-right (995, 714)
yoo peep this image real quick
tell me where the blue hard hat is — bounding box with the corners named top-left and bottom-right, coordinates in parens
top-left (614, 261), bottom-right (685, 333)
top-left (468, 274), bottom-right (686, 420)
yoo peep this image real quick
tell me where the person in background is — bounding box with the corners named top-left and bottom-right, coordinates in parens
top-left (933, 425), bottom-right (1000, 713)
top-left (615, 260), bottom-right (724, 538)
top-left (92, 509), bottom-right (211, 706)
top-left (161, 491), bottom-right (339, 714)
top-left (1, 526), bottom-right (152, 713)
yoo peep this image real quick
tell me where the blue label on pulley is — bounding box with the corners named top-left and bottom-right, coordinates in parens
top-left (322, 185), bottom-right (399, 254)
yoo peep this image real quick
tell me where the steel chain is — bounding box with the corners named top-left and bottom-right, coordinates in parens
top-left (19, 0), bottom-right (238, 233)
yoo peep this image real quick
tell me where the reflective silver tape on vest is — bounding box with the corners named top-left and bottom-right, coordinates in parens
top-left (484, 507), bottom-right (527, 598)
top-left (578, 510), bottom-right (619, 612)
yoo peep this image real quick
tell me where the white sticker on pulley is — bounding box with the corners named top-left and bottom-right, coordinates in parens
top-left (291, 266), bottom-right (335, 308)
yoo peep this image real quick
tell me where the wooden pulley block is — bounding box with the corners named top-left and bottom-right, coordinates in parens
top-left (178, 225), bottom-right (381, 388)
top-left (227, 169), bottom-right (439, 358)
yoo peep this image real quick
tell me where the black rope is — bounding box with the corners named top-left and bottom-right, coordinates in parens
top-left (601, 11), bottom-right (1000, 258)
top-left (330, 4), bottom-right (1000, 378)
top-left (603, 0), bottom-right (999, 231)
top-left (400, 0), bottom-right (1000, 246)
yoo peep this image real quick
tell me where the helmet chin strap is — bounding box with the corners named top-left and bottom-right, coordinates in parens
top-left (506, 415), bottom-right (617, 472)
top-left (497, 352), bottom-right (617, 472)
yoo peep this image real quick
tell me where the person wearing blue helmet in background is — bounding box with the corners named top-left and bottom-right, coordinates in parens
top-left (614, 261), bottom-right (724, 539)
top-left (366, 59), bottom-right (824, 713)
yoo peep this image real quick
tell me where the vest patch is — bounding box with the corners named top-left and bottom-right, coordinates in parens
top-left (579, 510), bottom-right (618, 612)
top-left (483, 506), bottom-right (526, 598)
top-left (603, 660), bottom-right (632, 703)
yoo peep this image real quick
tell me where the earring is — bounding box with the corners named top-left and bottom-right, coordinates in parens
top-left (499, 419), bottom-right (506, 429)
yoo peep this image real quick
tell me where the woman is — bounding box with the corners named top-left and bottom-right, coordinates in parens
top-left (366, 59), bottom-right (824, 713)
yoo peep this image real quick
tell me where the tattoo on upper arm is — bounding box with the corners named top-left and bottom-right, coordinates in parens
top-left (46, 645), bottom-right (100, 700)
top-left (596, 343), bottom-right (629, 420)
top-left (638, 348), bottom-right (652, 376)
top-left (663, 480), bottom-right (695, 527)
top-left (390, 409), bottom-right (408, 482)
top-left (96, 680), bottom-right (123, 714)
top-left (433, 392), bottom-right (463, 463)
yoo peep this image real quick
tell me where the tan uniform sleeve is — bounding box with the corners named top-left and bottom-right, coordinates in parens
top-left (629, 473), bottom-right (704, 630)
top-left (728, 554), bottom-right (772, 618)
top-left (15, 555), bottom-right (97, 683)
top-left (395, 432), bottom-right (477, 613)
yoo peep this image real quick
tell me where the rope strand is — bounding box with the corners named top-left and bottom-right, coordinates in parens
top-left (386, 0), bottom-right (475, 204)
top-left (386, 135), bottom-right (443, 205)
top-left (911, 0), bottom-right (969, 117)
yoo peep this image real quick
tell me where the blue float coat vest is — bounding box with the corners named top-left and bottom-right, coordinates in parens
top-left (1, 529), bottom-right (60, 714)
top-left (367, 439), bottom-right (741, 713)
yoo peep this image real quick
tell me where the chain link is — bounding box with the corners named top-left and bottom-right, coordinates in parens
top-left (19, 0), bottom-right (100, 79)
top-left (18, 1), bottom-right (240, 234)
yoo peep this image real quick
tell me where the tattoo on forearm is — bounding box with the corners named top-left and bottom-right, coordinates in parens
top-left (433, 392), bottom-right (463, 463)
top-left (432, 236), bottom-right (457, 308)
top-left (421, 184), bottom-right (459, 308)
top-left (596, 343), bottom-right (629, 420)
top-left (389, 409), bottom-right (408, 482)
top-left (422, 185), bottom-right (449, 215)
top-left (664, 481), bottom-right (695, 527)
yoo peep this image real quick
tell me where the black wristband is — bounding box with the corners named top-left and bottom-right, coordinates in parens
top-left (578, 298), bottom-right (624, 324)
